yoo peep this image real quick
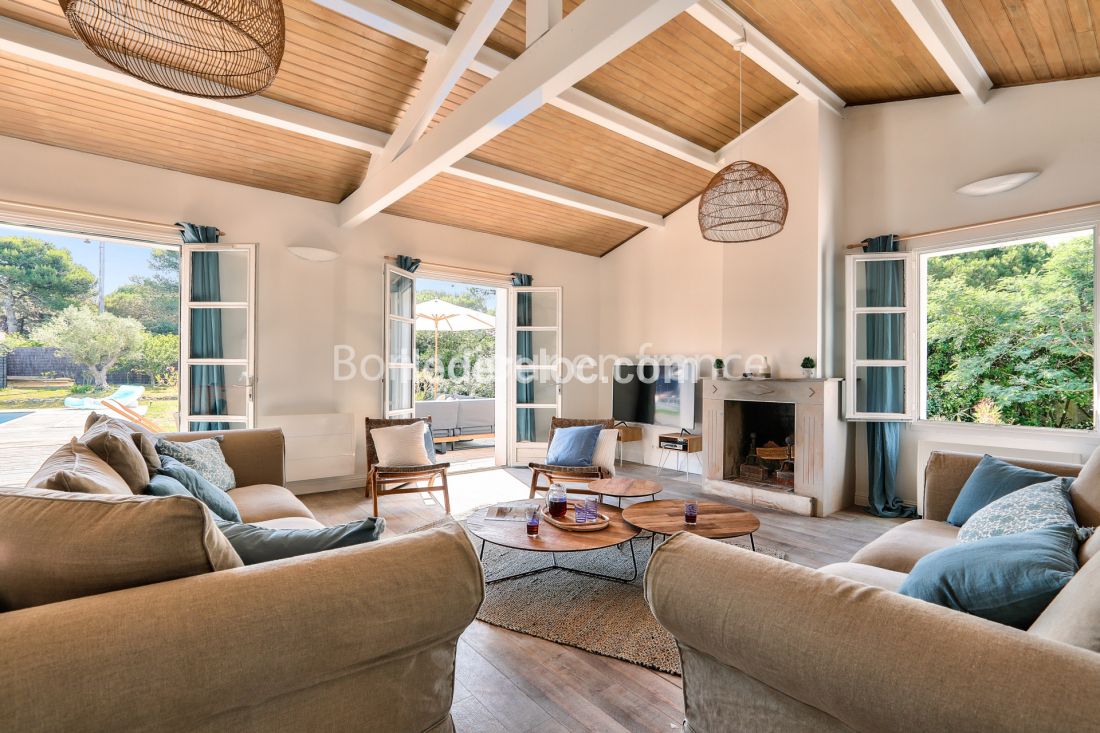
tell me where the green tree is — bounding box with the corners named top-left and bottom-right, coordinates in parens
top-left (105, 249), bottom-right (180, 334)
top-left (0, 237), bottom-right (96, 334)
top-left (414, 288), bottom-right (497, 399)
top-left (118, 332), bottom-right (180, 382)
top-left (32, 307), bottom-right (145, 387)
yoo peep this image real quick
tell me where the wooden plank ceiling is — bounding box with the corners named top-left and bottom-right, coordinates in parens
top-left (943, 0), bottom-right (1100, 86)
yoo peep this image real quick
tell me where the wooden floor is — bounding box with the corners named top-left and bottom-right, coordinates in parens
top-left (0, 408), bottom-right (91, 487)
top-left (301, 462), bottom-right (905, 733)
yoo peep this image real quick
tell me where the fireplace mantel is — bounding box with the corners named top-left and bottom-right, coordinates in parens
top-left (701, 378), bottom-right (852, 517)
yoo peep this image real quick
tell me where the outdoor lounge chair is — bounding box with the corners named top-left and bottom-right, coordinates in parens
top-left (528, 417), bottom-right (615, 499)
top-left (64, 385), bottom-right (146, 411)
top-left (365, 417), bottom-right (451, 517)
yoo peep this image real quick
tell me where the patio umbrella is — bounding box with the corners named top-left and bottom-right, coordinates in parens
top-left (415, 299), bottom-right (495, 399)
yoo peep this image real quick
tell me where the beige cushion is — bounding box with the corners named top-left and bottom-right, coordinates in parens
top-left (818, 562), bottom-right (909, 592)
top-left (849, 519), bottom-right (960, 573)
top-left (0, 488), bottom-right (241, 611)
top-left (251, 517), bottom-right (327, 530)
top-left (371, 422), bottom-right (431, 466)
top-left (1030, 545), bottom-right (1100, 652)
top-left (1072, 447), bottom-right (1100, 529)
top-left (593, 429), bottom-right (618, 477)
top-left (228, 484), bottom-right (316, 523)
top-left (25, 439), bottom-right (132, 495)
top-left (80, 418), bottom-right (151, 493)
top-left (1081, 532), bottom-right (1100, 566)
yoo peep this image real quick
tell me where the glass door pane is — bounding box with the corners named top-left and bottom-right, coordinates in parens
top-left (384, 265), bottom-right (416, 418)
top-left (510, 286), bottom-right (561, 465)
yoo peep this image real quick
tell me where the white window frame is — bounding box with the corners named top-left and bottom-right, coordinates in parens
top-left (844, 251), bottom-right (919, 421)
top-left (508, 286), bottom-right (563, 465)
top-left (382, 263), bottom-right (417, 419)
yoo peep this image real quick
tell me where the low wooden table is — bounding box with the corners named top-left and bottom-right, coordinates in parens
top-left (587, 477), bottom-right (662, 506)
top-left (466, 499), bottom-right (641, 584)
top-left (622, 499), bottom-right (761, 551)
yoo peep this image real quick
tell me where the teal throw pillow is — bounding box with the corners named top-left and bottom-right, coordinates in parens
top-left (156, 437), bottom-right (236, 491)
top-left (214, 517), bottom-right (386, 564)
top-left (144, 473), bottom-right (192, 498)
top-left (899, 525), bottom-right (1079, 628)
top-left (946, 454), bottom-right (1057, 526)
top-left (157, 455), bottom-right (242, 522)
top-left (546, 425), bottom-right (603, 467)
top-left (959, 477), bottom-right (1083, 544)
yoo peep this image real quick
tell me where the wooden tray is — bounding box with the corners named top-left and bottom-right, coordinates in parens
top-left (541, 505), bottom-right (611, 532)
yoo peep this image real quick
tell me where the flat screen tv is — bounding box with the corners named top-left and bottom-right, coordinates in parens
top-left (612, 361), bottom-right (696, 429)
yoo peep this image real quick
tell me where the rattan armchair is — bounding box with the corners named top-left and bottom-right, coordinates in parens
top-left (365, 417), bottom-right (450, 516)
top-left (528, 417), bottom-right (615, 499)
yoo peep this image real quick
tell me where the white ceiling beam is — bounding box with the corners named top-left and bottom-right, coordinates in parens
top-left (890, 0), bottom-right (991, 106)
top-left (686, 0), bottom-right (845, 114)
top-left (526, 0), bottom-right (562, 47)
top-left (311, 0), bottom-right (720, 171)
top-left (0, 16), bottom-right (661, 229)
top-left (448, 158), bottom-right (664, 228)
top-left (378, 0), bottom-right (510, 165)
top-left (338, 0), bottom-right (698, 228)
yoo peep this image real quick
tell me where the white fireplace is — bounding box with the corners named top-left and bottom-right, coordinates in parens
top-left (701, 378), bottom-right (852, 517)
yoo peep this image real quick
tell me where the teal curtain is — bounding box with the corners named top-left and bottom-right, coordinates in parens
top-left (395, 255), bottom-right (421, 273)
top-left (512, 273), bottom-right (535, 442)
top-left (863, 234), bottom-right (915, 518)
top-left (179, 223), bottom-right (229, 431)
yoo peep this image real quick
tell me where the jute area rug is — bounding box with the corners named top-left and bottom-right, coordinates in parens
top-left (408, 513), bottom-right (786, 676)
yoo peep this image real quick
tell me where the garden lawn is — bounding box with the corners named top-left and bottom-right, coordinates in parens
top-left (0, 384), bottom-right (179, 430)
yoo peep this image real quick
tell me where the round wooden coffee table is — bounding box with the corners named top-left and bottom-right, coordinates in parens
top-left (587, 477), bottom-right (662, 506)
top-left (622, 499), bottom-right (761, 551)
top-left (466, 499), bottom-right (641, 583)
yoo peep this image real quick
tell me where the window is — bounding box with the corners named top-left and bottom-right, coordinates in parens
top-left (845, 224), bottom-right (1097, 431)
top-left (921, 228), bottom-right (1095, 430)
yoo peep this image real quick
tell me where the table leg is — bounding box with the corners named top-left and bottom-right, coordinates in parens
top-left (749, 533), bottom-right (756, 552)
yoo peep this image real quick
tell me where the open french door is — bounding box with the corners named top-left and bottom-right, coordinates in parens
top-left (508, 286), bottom-right (562, 466)
top-left (179, 243), bottom-right (256, 431)
top-left (383, 263), bottom-right (417, 418)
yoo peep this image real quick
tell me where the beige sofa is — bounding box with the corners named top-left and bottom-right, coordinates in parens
top-left (647, 451), bottom-right (1100, 732)
top-left (3, 425), bottom-right (484, 732)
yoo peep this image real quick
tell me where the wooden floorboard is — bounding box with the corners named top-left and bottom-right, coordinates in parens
top-left (300, 462), bottom-right (904, 732)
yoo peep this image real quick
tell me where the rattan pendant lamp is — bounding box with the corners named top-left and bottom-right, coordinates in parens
top-left (699, 46), bottom-right (788, 242)
top-left (60, 0), bottom-right (285, 99)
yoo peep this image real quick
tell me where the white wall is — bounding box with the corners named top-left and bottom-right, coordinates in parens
top-left (0, 136), bottom-right (603, 485)
top-left (840, 76), bottom-right (1100, 506)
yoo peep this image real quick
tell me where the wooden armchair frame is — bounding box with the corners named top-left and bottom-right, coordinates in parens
top-left (365, 417), bottom-right (451, 516)
top-left (528, 417), bottom-right (615, 499)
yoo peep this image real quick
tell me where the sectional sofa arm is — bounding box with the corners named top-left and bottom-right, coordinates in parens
top-left (645, 532), bottom-right (1100, 733)
top-left (0, 523), bottom-right (484, 733)
top-left (159, 427), bottom-right (286, 487)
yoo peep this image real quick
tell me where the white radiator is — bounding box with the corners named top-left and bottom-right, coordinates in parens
top-left (258, 413), bottom-right (356, 481)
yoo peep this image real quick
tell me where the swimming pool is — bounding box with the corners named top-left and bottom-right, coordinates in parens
top-left (0, 411), bottom-right (30, 425)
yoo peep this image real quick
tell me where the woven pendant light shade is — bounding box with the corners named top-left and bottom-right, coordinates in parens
top-left (698, 160), bottom-right (788, 242)
top-left (60, 0), bottom-right (285, 99)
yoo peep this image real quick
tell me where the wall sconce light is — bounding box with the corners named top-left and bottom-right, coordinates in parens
top-left (956, 171), bottom-right (1041, 197)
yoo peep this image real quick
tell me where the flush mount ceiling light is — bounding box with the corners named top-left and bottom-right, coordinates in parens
top-left (956, 171), bottom-right (1041, 197)
top-left (288, 246), bottom-right (339, 261)
top-left (59, 0), bottom-right (285, 99)
top-left (698, 45), bottom-right (788, 242)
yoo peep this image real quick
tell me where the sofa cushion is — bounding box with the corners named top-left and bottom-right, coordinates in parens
top-left (0, 487), bottom-right (241, 611)
top-left (1081, 532), bottom-right (1100, 566)
top-left (145, 473), bottom-right (192, 498)
top-left (1071, 447), bottom-right (1100, 529)
top-left (228, 484), bottom-right (316, 523)
top-left (899, 525), bottom-right (1078, 629)
top-left (80, 418), bottom-right (151, 493)
top-left (946, 454), bottom-right (1057, 527)
top-left (819, 562), bottom-right (908, 592)
top-left (215, 517), bottom-right (385, 565)
top-left (157, 437), bottom-right (236, 491)
top-left (25, 438), bottom-right (132, 495)
top-left (1030, 541), bottom-right (1100, 652)
top-left (849, 520), bottom-right (960, 573)
top-left (593, 429), bottom-right (618, 477)
top-left (959, 477), bottom-right (1080, 544)
top-left (157, 455), bottom-right (242, 522)
top-left (371, 422), bottom-right (432, 467)
top-left (252, 517), bottom-right (326, 530)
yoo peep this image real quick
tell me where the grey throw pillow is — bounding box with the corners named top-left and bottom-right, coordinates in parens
top-left (214, 517), bottom-right (386, 564)
top-left (959, 477), bottom-right (1085, 544)
top-left (157, 455), bottom-right (242, 522)
top-left (157, 437), bottom-right (235, 491)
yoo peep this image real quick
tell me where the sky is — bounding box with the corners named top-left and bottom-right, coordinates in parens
top-left (0, 224), bottom-right (163, 293)
top-left (416, 276), bottom-right (497, 309)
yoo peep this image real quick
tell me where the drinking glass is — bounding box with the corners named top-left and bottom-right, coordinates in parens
top-left (525, 504), bottom-right (540, 536)
top-left (684, 500), bottom-right (698, 526)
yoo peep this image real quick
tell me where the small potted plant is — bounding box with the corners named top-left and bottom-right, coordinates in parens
top-left (713, 358), bottom-right (725, 379)
top-left (800, 357), bottom-right (816, 378)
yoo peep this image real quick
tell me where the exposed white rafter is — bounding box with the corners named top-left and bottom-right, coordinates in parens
top-left (526, 0), bottom-right (562, 47)
top-left (0, 16), bottom-right (660, 229)
top-left (377, 0), bottom-right (510, 165)
top-left (448, 159), bottom-right (664, 228)
top-left (685, 0), bottom-right (845, 114)
top-left (338, 0), bottom-right (698, 228)
top-left (311, 0), bottom-right (720, 170)
top-left (890, 0), bottom-right (991, 106)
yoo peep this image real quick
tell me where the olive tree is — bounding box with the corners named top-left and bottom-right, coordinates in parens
top-left (32, 307), bottom-right (145, 388)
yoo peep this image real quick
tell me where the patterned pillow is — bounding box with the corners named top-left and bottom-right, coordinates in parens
top-left (959, 477), bottom-right (1080, 544)
top-left (156, 437), bottom-right (236, 491)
